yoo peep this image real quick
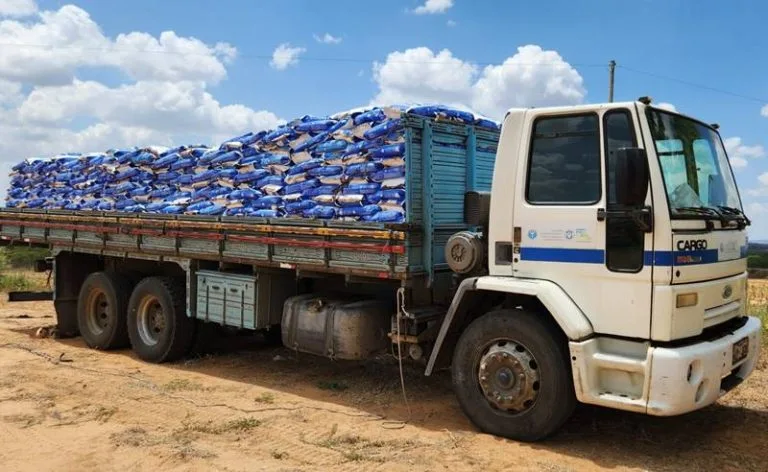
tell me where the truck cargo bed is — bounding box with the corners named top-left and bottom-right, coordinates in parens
top-left (0, 114), bottom-right (499, 285)
top-left (0, 209), bottom-right (413, 279)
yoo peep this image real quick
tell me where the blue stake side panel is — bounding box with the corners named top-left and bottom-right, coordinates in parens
top-left (403, 115), bottom-right (500, 284)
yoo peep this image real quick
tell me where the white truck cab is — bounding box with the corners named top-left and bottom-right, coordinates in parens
top-left (427, 98), bottom-right (762, 441)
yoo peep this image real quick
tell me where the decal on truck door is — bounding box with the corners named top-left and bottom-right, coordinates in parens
top-left (526, 227), bottom-right (592, 243)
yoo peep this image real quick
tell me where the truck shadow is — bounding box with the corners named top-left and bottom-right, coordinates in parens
top-left (45, 329), bottom-right (768, 471)
top-left (544, 403), bottom-right (768, 471)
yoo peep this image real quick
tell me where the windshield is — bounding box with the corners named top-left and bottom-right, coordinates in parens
top-left (646, 108), bottom-right (742, 217)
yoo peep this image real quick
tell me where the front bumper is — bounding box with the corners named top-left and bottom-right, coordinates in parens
top-left (570, 316), bottom-right (762, 416)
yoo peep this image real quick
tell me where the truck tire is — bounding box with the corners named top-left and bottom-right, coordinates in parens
top-left (451, 309), bottom-right (576, 442)
top-left (127, 277), bottom-right (195, 363)
top-left (76, 272), bottom-right (132, 350)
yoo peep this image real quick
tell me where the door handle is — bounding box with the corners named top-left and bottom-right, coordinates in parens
top-left (597, 208), bottom-right (606, 221)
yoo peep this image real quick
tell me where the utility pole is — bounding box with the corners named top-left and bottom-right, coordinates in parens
top-left (608, 60), bottom-right (616, 102)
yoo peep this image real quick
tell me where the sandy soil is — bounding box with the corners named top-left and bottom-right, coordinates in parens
top-left (0, 300), bottom-right (765, 472)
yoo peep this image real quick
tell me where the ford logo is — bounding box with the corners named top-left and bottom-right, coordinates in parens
top-left (723, 285), bottom-right (733, 299)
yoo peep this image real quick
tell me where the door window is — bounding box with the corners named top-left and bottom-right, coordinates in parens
top-left (526, 114), bottom-right (601, 205)
top-left (604, 109), bottom-right (644, 272)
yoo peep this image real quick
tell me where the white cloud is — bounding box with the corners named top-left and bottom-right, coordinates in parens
top-left (746, 186), bottom-right (768, 197)
top-left (745, 203), bottom-right (768, 239)
top-left (0, 0), bottom-right (37, 17)
top-left (446, 19), bottom-right (457, 27)
top-left (412, 0), bottom-right (454, 14)
top-left (0, 4), bottom-right (283, 201)
top-left (313, 33), bottom-right (342, 45)
top-left (730, 156), bottom-right (748, 169)
top-left (758, 172), bottom-right (768, 187)
top-left (0, 78), bottom-right (23, 106)
top-left (372, 45), bottom-right (585, 119)
top-left (761, 104), bottom-right (768, 117)
top-left (270, 43), bottom-right (305, 70)
top-left (723, 137), bottom-right (765, 170)
top-left (747, 202), bottom-right (768, 215)
top-left (15, 79), bottom-right (281, 136)
top-left (109, 31), bottom-right (236, 83)
top-left (372, 47), bottom-right (477, 108)
top-left (0, 5), bottom-right (236, 85)
top-left (656, 102), bottom-right (677, 112)
top-left (472, 46), bottom-right (585, 118)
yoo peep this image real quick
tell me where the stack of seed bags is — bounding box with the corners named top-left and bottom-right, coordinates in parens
top-left (6, 104), bottom-right (500, 223)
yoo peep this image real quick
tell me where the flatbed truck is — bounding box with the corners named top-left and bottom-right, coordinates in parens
top-left (0, 99), bottom-right (761, 441)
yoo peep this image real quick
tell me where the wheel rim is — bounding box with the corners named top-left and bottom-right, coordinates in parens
top-left (85, 289), bottom-right (110, 335)
top-left (136, 295), bottom-right (166, 346)
top-left (477, 340), bottom-right (541, 414)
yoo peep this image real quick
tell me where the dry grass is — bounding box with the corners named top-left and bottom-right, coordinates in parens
top-left (178, 417), bottom-right (261, 436)
top-left (162, 379), bottom-right (206, 392)
top-left (254, 392), bottom-right (275, 404)
top-left (110, 425), bottom-right (217, 460)
top-left (301, 424), bottom-right (419, 464)
top-left (747, 279), bottom-right (768, 343)
top-left (110, 427), bottom-right (159, 448)
top-left (0, 270), bottom-right (49, 292)
top-left (2, 413), bottom-right (41, 428)
top-left (747, 279), bottom-right (768, 371)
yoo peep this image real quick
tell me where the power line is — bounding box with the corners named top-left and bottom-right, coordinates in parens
top-left (0, 42), bottom-right (607, 68)
top-left (618, 64), bottom-right (768, 104)
top-left (1, 41), bottom-right (764, 105)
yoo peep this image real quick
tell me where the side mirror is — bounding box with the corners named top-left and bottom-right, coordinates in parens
top-left (614, 147), bottom-right (649, 208)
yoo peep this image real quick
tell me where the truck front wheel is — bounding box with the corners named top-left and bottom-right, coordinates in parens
top-left (76, 272), bottom-right (131, 350)
top-left (451, 309), bottom-right (576, 442)
top-left (127, 277), bottom-right (195, 363)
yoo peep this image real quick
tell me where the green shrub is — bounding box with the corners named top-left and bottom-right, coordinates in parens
top-left (0, 249), bottom-right (8, 272)
top-left (748, 253), bottom-right (768, 269)
top-left (2, 247), bottom-right (50, 269)
top-left (0, 274), bottom-right (33, 292)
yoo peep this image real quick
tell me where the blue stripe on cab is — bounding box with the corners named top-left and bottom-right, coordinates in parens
top-left (520, 247), bottom-right (738, 266)
top-left (643, 251), bottom-right (656, 266)
top-left (519, 247), bottom-right (605, 264)
top-left (658, 249), bottom-right (719, 266)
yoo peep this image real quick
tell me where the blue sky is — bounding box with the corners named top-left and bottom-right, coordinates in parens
top-left (2, 0), bottom-right (768, 236)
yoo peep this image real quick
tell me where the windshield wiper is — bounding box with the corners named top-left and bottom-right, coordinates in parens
top-left (716, 205), bottom-right (743, 216)
top-left (673, 206), bottom-right (749, 229)
top-left (717, 205), bottom-right (751, 226)
top-left (672, 206), bottom-right (728, 228)
top-left (673, 206), bottom-right (719, 216)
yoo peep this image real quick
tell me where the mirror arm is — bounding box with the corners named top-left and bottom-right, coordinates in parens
top-left (631, 207), bottom-right (653, 232)
top-left (597, 206), bottom-right (653, 233)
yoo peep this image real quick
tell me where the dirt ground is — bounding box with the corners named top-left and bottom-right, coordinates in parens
top-left (0, 300), bottom-right (765, 472)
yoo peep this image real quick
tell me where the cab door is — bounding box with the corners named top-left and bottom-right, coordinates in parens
top-left (512, 107), bottom-right (654, 338)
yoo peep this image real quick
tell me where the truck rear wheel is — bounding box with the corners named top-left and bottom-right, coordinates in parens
top-left (451, 309), bottom-right (576, 442)
top-left (127, 277), bottom-right (195, 363)
top-left (76, 272), bottom-right (131, 350)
